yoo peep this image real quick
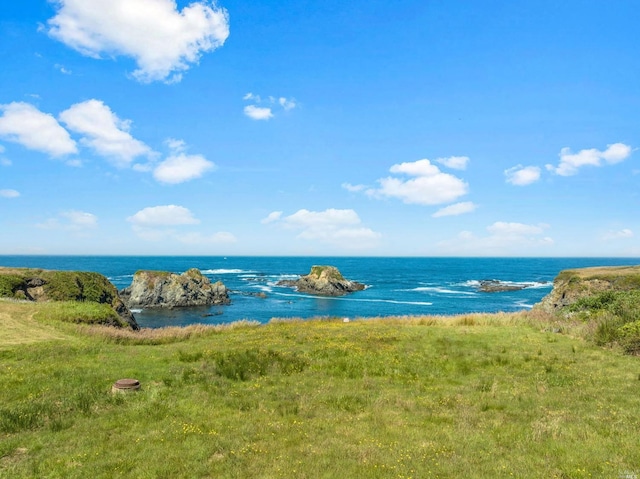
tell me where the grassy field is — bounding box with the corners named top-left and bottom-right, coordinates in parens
top-left (1, 300), bottom-right (640, 478)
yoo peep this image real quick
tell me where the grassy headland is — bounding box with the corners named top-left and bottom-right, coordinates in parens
top-left (2, 298), bottom-right (640, 478)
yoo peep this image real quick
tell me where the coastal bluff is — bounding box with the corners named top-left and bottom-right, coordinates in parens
top-left (537, 265), bottom-right (640, 313)
top-left (278, 265), bottom-right (365, 296)
top-left (0, 267), bottom-right (138, 329)
top-left (120, 268), bottom-right (230, 309)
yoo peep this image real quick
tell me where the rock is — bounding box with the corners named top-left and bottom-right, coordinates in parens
top-left (0, 267), bottom-right (138, 330)
top-left (120, 268), bottom-right (230, 309)
top-left (277, 265), bottom-right (365, 296)
top-left (478, 280), bottom-right (527, 293)
top-left (536, 265), bottom-right (640, 313)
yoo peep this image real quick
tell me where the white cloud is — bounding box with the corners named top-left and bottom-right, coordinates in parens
top-left (486, 221), bottom-right (547, 236)
top-left (432, 201), bottom-right (477, 218)
top-left (436, 156), bottom-right (469, 170)
top-left (153, 153), bottom-right (215, 184)
top-left (270, 208), bottom-right (381, 248)
top-left (243, 93), bottom-right (296, 120)
top-left (176, 231), bottom-right (237, 244)
top-left (546, 143), bottom-right (632, 176)
top-left (47, 0), bottom-right (229, 83)
top-left (278, 97), bottom-right (296, 111)
top-left (127, 205), bottom-right (199, 226)
top-left (342, 182), bottom-right (367, 193)
top-left (0, 102), bottom-right (77, 157)
top-left (60, 210), bottom-right (98, 228)
top-left (505, 165), bottom-right (541, 186)
top-left (55, 64), bottom-right (72, 75)
top-left (0, 159), bottom-right (10, 166)
top-left (438, 221), bottom-right (553, 255)
top-left (243, 105), bottom-right (273, 121)
top-left (261, 211), bottom-right (283, 224)
top-left (164, 138), bottom-right (187, 152)
top-left (37, 210), bottom-right (97, 231)
top-left (602, 228), bottom-right (634, 241)
top-left (0, 189), bottom-right (20, 198)
top-left (369, 159), bottom-right (468, 205)
top-left (59, 99), bottom-right (152, 167)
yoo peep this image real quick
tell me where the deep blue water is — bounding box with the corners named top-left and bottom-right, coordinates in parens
top-left (1, 256), bottom-right (638, 328)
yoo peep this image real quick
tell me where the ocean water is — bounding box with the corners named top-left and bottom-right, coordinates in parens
top-left (1, 256), bottom-right (638, 328)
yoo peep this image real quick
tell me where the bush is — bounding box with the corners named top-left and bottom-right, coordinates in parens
top-left (0, 274), bottom-right (26, 297)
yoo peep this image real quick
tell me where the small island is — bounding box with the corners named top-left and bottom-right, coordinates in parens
top-left (119, 268), bottom-right (230, 309)
top-left (277, 265), bottom-right (365, 296)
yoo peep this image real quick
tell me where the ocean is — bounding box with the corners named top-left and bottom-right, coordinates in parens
top-left (1, 256), bottom-right (637, 328)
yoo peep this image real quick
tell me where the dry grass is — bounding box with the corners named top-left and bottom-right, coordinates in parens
top-left (0, 300), bottom-right (70, 347)
top-left (559, 264), bottom-right (640, 279)
top-left (78, 319), bottom-right (261, 344)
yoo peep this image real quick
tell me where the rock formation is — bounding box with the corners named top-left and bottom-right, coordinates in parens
top-left (277, 265), bottom-right (365, 296)
top-left (536, 265), bottom-right (640, 313)
top-left (0, 267), bottom-right (138, 330)
top-left (120, 268), bottom-right (230, 309)
top-left (477, 280), bottom-right (527, 293)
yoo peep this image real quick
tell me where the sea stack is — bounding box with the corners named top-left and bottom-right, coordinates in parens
top-left (120, 268), bottom-right (230, 309)
top-left (278, 265), bottom-right (365, 297)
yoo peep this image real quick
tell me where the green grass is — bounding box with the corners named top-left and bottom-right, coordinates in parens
top-left (1, 303), bottom-right (640, 478)
top-left (32, 301), bottom-right (125, 327)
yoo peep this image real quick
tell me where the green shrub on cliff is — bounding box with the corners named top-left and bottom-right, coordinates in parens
top-left (564, 289), bottom-right (640, 353)
top-left (0, 274), bottom-right (25, 297)
top-left (41, 271), bottom-right (115, 303)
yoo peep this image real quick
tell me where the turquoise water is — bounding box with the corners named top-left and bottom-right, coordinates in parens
top-left (1, 256), bottom-right (637, 328)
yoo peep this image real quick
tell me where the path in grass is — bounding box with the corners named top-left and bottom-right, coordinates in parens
top-left (0, 301), bottom-right (71, 348)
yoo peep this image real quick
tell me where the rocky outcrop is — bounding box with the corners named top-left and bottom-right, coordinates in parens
top-left (536, 265), bottom-right (640, 313)
top-left (277, 265), bottom-right (365, 296)
top-left (478, 280), bottom-right (527, 293)
top-left (120, 268), bottom-right (230, 309)
top-left (0, 267), bottom-right (138, 330)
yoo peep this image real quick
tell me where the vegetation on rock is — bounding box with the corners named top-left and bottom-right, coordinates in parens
top-left (0, 267), bottom-right (138, 330)
top-left (278, 265), bottom-right (365, 296)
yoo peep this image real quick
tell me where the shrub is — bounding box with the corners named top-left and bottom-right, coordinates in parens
top-left (0, 274), bottom-right (26, 297)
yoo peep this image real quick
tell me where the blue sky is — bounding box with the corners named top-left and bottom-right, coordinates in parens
top-left (0, 0), bottom-right (638, 256)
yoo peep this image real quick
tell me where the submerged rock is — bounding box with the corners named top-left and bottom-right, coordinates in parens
top-left (120, 268), bottom-right (230, 309)
top-left (478, 280), bottom-right (527, 293)
top-left (278, 265), bottom-right (365, 297)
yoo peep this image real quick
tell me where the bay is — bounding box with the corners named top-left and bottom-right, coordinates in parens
top-left (0, 256), bottom-right (637, 328)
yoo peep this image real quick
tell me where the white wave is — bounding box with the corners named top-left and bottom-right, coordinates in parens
top-left (458, 279), bottom-right (551, 289)
top-left (513, 300), bottom-right (534, 309)
top-left (271, 291), bottom-right (432, 306)
top-left (253, 285), bottom-right (273, 293)
top-left (130, 308), bottom-right (143, 313)
top-left (107, 274), bottom-right (134, 280)
top-left (201, 269), bottom-right (253, 274)
top-left (410, 286), bottom-right (476, 296)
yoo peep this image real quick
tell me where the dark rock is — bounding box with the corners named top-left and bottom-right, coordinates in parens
top-left (478, 280), bottom-right (526, 293)
top-left (277, 265), bottom-right (365, 297)
top-left (120, 268), bottom-right (230, 309)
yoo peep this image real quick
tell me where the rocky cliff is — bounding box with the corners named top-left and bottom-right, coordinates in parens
top-left (536, 265), bottom-right (640, 313)
top-left (278, 265), bottom-right (365, 296)
top-left (0, 267), bottom-right (138, 329)
top-left (120, 268), bottom-right (230, 308)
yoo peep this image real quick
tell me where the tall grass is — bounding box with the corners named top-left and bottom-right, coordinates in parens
top-left (2, 302), bottom-right (640, 477)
